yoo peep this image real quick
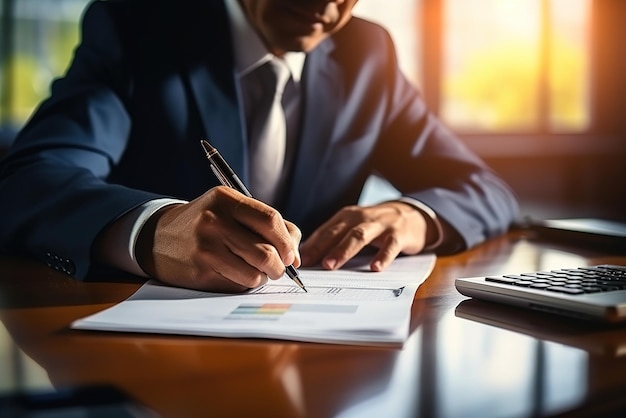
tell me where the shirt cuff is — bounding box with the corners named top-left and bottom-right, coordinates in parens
top-left (398, 197), bottom-right (444, 251)
top-left (102, 198), bottom-right (188, 277)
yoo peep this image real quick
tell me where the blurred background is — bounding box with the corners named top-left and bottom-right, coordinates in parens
top-left (0, 0), bottom-right (624, 223)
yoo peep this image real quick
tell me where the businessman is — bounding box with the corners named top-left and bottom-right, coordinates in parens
top-left (0, 0), bottom-right (518, 292)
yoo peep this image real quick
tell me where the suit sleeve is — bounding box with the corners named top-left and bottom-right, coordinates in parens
top-left (0, 1), bottom-right (162, 278)
top-left (372, 29), bottom-right (519, 253)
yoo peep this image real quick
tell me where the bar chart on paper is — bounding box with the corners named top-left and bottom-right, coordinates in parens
top-left (226, 303), bottom-right (359, 321)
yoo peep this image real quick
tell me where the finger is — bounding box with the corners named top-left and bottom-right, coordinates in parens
top-left (202, 189), bottom-right (300, 279)
top-left (187, 249), bottom-right (267, 292)
top-left (285, 221), bottom-right (302, 267)
top-left (240, 242), bottom-right (288, 280)
top-left (199, 219), bottom-right (288, 281)
top-left (230, 198), bottom-right (297, 265)
top-left (321, 222), bottom-right (384, 270)
top-left (369, 233), bottom-right (403, 272)
top-left (300, 219), bottom-right (349, 266)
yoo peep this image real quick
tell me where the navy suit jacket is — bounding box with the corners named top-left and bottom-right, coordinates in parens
top-left (0, 0), bottom-right (518, 279)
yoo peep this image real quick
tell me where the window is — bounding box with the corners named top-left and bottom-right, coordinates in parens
top-left (353, 0), bottom-right (423, 89)
top-left (356, 0), bottom-right (595, 137)
top-left (442, 0), bottom-right (591, 133)
top-left (0, 1), bottom-right (613, 145)
top-left (0, 0), bottom-right (88, 127)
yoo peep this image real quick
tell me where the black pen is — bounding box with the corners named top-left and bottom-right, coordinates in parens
top-left (200, 139), bottom-right (307, 292)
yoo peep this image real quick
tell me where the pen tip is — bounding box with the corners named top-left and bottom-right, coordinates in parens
top-left (200, 139), bottom-right (213, 154)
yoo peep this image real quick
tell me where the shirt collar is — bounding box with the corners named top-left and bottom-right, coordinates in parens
top-left (224, 0), bottom-right (305, 82)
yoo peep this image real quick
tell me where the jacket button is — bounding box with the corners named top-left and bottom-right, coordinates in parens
top-left (63, 259), bottom-right (76, 275)
top-left (44, 252), bottom-right (74, 275)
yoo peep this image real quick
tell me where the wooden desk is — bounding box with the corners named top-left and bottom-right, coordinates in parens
top-left (1, 231), bottom-right (626, 418)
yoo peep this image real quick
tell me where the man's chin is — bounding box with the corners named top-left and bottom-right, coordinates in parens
top-left (277, 35), bottom-right (327, 53)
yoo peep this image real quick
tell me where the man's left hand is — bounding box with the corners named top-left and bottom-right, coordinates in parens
top-left (299, 201), bottom-right (431, 271)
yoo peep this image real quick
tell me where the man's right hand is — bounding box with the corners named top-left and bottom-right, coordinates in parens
top-left (134, 186), bottom-right (301, 292)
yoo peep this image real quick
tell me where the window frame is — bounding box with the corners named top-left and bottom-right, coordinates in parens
top-left (420, 0), bottom-right (625, 158)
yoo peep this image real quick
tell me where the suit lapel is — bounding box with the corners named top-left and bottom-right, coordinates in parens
top-left (181, 2), bottom-right (248, 183)
top-left (187, 65), bottom-right (247, 181)
top-left (283, 39), bottom-right (343, 222)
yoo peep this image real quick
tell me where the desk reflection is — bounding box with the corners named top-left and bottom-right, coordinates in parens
top-left (0, 297), bottom-right (399, 418)
top-left (2, 233), bottom-right (626, 418)
top-left (455, 298), bottom-right (626, 415)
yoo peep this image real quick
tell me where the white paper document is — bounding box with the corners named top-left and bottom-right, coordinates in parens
top-left (72, 254), bottom-right (436, 345)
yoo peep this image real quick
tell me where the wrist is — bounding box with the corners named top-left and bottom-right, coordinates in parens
top-left (392, 199), bottom-right (444, 250)
top-left (135, 203), bottom-right (184, 278)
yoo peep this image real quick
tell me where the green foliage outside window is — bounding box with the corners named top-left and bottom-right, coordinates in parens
top-left (0, 0), bottom-right (86, 127)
